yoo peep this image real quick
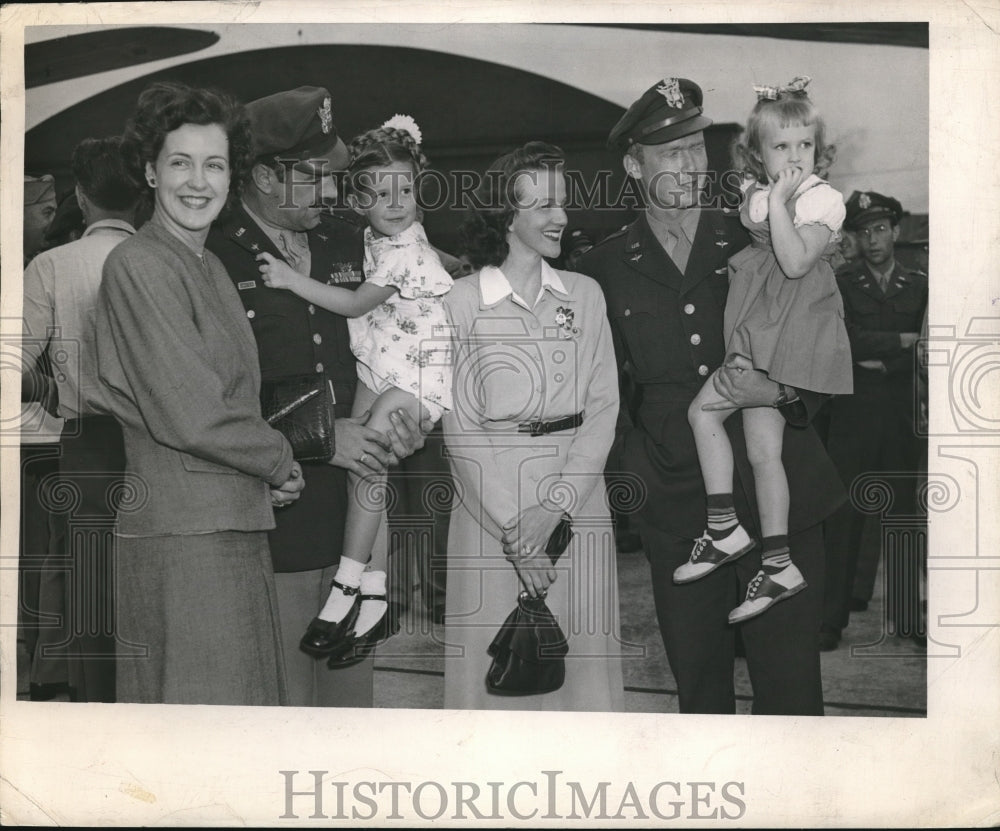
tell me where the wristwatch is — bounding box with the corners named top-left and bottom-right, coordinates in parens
top-left (772, 383), bottom-right (800, 408)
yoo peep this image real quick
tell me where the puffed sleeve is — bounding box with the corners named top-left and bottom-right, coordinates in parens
top-left (794, 183), bottom-right (846, 233)
top-left (743, 178), bottom-right (771, 224)
top-left (441, 281), bottom-right (520, 540)
top-left (367, 242), bottom-right (453, 300)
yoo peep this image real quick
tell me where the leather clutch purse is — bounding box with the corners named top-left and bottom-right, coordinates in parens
top-left (544, 513), bottom-right (573, 565)
top-left (261, 375), bottom-right (335, 462)
top-left (486, 591), bottom-right (568, 696)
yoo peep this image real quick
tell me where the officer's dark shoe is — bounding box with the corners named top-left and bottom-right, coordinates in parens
top-left (818, 627), bottom-right (841, 652)
top-left (29, 682), bottom-right (76, 702)
top-left (616, 529), bottom-right (642, 554)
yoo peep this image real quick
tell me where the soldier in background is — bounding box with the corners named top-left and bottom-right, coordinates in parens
top-left (819, 191), bottom-right (928, 651)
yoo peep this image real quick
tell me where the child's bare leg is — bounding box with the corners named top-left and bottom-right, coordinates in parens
top-left (743, 406), bottom-right (788, 539)
top-left (728, 406), bottom-right (806, 624)
top-left (674, 374), bottom-right (755, 583)
top-left (688, 374), bottom-right (735, 495)
top-left (307, 381), bottom-right (383, 642)
top-left (345, 386), bottom-right (425, 571)
top-left (327, 386), bottom-right (426, 639)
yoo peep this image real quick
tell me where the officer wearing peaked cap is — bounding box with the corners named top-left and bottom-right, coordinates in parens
top-left (206, 86), bottom-right (427, 708)
top-left (819, 191), bottom-right (927, 651)
top-left (578, 77), bottom-right (844, 715)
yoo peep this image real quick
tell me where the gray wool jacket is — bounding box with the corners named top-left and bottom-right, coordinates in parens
top-left (96, 218), bottom-right (294, 536)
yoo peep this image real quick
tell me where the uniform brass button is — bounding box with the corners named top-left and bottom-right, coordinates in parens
top-left (554, 373), bottom-right (564, 383)
top-left (313, 333), bottom-right (322, 345)
top-left (624, 308), bottom-right (631, 316)
top-left (690, 334), bottom-right (701, 345)
top-left (315, 362), bottom-right (324, 373)
top-left (247, 310), bottom-right (255, 319)
top-left (308, 304), bottom-right (316, 315)
top-left (698, 364), bottom-right (709, 376)
top-left (684, 304), bottom-right (695, 315)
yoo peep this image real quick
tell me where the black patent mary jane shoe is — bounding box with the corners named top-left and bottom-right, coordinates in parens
top-left (299, 579), bottom-right (362, 658)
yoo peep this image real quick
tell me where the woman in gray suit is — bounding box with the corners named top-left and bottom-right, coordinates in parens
top-left (96, 82), bottom-right (304, 704)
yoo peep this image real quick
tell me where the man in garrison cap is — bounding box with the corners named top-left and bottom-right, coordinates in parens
top-left (819, 191), bottom-right (928, 652)
top-left (578, 77), bottom-right (844, 715)
top-left (23, 174), bottom-right (57, 265)
top-left (206, 87), bottom-right (426, 708)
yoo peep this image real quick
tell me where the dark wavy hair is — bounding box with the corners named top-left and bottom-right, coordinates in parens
top-left (120, 81), bottom-right (253, 202)
top-left (72, 136), bottom-right (143, 211)
top-left (346, 124), bottom-right (429, 207)
top-left (460, 141), bottom-right (565, 268)
top-left (733, 88), bottom-right (836, 183)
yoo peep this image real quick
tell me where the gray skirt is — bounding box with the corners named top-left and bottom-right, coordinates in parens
top-left (115, 531), bottom-right (287, 705)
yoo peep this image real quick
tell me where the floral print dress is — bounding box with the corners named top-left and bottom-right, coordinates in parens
top-left (348, 222), bottom-right (454, 420)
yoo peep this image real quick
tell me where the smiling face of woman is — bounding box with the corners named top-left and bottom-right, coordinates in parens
top-left (507, 166), bottom-right (567, 260)
top-left (147, 122), bottom-right (231, 248)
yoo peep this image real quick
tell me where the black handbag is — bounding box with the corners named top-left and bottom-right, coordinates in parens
top-left (261, 375), bottom-right (335, 462)
top-left (486, 591), bottom-right (569, 696)
top-left (544, 512), bottom-right (573, 565)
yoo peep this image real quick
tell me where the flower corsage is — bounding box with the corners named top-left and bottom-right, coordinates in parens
top-left (554, 306), bottom-right (579, 339)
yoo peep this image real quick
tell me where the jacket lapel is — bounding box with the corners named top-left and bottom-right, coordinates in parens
top-left (881, 262), bottom-right (910, 300)
top-left (852, 264), bottom-right (888, 301)
top-left (620, 215), bottom-right (684, 291)
top-left (679, 208), bottom-right (731, 294)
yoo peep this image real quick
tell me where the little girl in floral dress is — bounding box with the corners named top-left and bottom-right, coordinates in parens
top-left (258, 115), bottom-right (453, 663)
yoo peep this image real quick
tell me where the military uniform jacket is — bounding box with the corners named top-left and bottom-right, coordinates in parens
top-left (207, 205), bottom-right (365, 572)
top-left (835, 259), bottom-right (928, 400)
top-left (578, 210), bottom-right (845, 539)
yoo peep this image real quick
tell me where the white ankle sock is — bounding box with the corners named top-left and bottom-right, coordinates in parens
top-left (317, 557), bottom-right (366, 622)
top-left (355, 570), bottom-right (388, 637)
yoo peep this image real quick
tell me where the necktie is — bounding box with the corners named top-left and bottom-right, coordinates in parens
top-left (665, 220), bottom-right (691, 273)
top-left (277, 230), bottom-right (310, 275)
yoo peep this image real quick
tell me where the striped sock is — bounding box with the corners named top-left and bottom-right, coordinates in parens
top-left (706, 494), bottom-right (738, 541)
top-left (761, 535), bottom-right (791, 574)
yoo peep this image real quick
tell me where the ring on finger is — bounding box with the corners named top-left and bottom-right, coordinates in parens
top-left (359, 452), bottom-right (368, 465)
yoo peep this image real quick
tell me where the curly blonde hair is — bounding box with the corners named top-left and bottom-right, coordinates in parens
top-left (733, 89), bottom-right (836, 184)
